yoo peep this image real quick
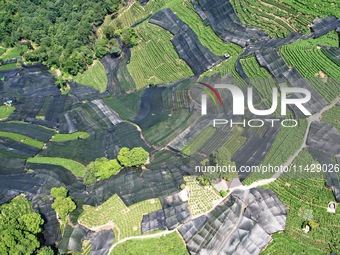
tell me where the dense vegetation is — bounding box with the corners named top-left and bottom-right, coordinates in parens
top-left (0, 0), bottom-right (124, 75)
top-left (0, 196), bottom-right (53, 255)
top-left (51, 187), bottom-right (76, 223)
top-left (84, 147), bottom-right (149, 185)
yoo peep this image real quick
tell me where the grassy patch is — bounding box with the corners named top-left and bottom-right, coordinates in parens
top-left (184, 176), bottom-right (220, 216)
top-left (321, 106), bottom-right (340, 131)
top-left (0, 62), bottom-right (18, 70)
top-left (79, 194), bottom-right (162, 242)
top-left (1, 46), bottom-right (21, 60)
top-left (27, 156), bottom-right (86, 177)
top-left (111, 232), bottom-right (188, 255)
top-left (128, 22), bottom-right (193, 88)
top-left (51, 132), bottom-right (90, 142)
top-left (74, 60), bottom-right (107, 92)
top-left (0, 105), bottom-right (15, 119)
top-left (182, 127), bottom-right (216, 156)
top-left (0, 131), bottom-right (44, 149)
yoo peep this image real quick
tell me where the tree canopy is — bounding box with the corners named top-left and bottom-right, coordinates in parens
top-left (50, 187), bottom-right (76, 221)
top-left (0, 0), bottom-right (124, 75)
top-left (0, 196), bottom-right (49, 255)
top-left (84, 157), bottom-right (122, 185)
top-left (117, 147), bottom-right (149, 167)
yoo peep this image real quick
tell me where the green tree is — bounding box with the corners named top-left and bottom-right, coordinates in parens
top-left (110, 46), bottom-right (121, 56)
top-left (52, 197), bottom-right (76, 220)
top-left (94, 39), bottom-right (109, 58)
top-left (121, 27), bottom-right (138, 47)
top-left (37, 246), bottom-right (54, 255)
top-left (118, 147), bottom-right (149, 167)
top-left (50, 187), bottom-right (76, 221)
top-left (50, 186), bottom-right (68, 199)
top-left (117, 147), bottom-right (131, 167)
top-left (0, 196), bottom-right (44, 254)
top-left (84, 158), bottom-right (122, 184)
top-left (103, 25), bottom-right (115, 39)
top-left (19, 213), bottom-right (44, 234)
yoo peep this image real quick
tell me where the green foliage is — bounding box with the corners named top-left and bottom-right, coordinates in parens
top-left (51, 187), bottom-right (76, 221)
top-left (0, 0), bottom-right (124, 75)
top-left (103, 25), bottom-right (116, 39)
top-left (111, 232), bottom-right (188, 255)
top-left (117, 147), bottom-right (149, 167)
top-left (219, 190), bottom-right (228, 197)
top-left (197, 176), bottom-right (211, 186)
top-left (51, 187), bottom-right (68, 199)
top-left (84, 158), bottom-right (122, 185)
top-left (180, 183), bottom-right (186, 190)
top-left (0, 62), bottom-right (18, 70)
top-left (0, 196), bottom-right (44, 255)
top-left (52, 197), bottom-right (76, 221)
top-left (183, 176), bottom-right (220, 216)
top-left (210, 146), bottom-right (238, 181)
top-left (103, 90), bottom-right (144, 120)
top-left (120, 27), bottom-right (138, 47)
top-left (37, 246), bottom-right (54, 255)
top-left (94, 39), bottom-right (109, 58)
top-left (110, 46), bottom-right (121, 56)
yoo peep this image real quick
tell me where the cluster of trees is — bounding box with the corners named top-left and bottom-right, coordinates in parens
top-left (0, 0), bottom-right (125, 75)
top-left (0, 196), bottom-right (54, 255)
top-left (85, 147), bottom-right (149, 185)
top-left (51, 187), bottom-right (76, 222)
top-left (94, 26), bottom-right (137, 59)
top-left (84, 157), bottom-right (122, 185)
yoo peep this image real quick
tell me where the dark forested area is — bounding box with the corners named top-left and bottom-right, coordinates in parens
top-left (0, 0), bottom-right (123, 75)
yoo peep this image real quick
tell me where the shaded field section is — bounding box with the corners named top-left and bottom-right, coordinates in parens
top-left (191, 0), bottom-right (266, 46)
top-left (179, 188), bottom-right (286, 255)
top-left (127, 22), bottom-right (193, 88)
top-left (149, 8), bottom-right (223, 75)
